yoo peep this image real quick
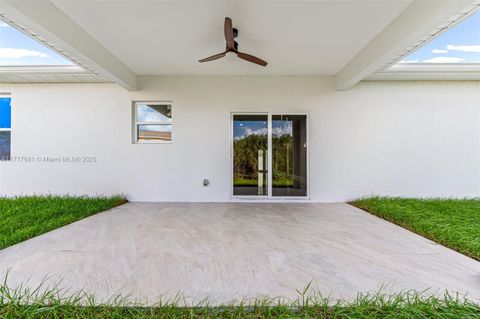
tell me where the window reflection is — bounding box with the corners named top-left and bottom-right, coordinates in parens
top-left (0, 131), bottom-right (10, 160)
top-left (233, 114), bottom-right (268, 196)
top-left (138, 125), bottom-right (172, 142)
top-left (272, 115), bottom-right (307, 197)
top-left (137, 104), bottom-right (172, 123)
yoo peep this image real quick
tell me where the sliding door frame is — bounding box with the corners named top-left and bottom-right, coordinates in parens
top-left (230, 111), bottom-right (309, 201)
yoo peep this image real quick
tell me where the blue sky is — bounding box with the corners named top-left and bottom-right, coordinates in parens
top-left (401, 10), bottom-right (480, 63)
top-left (0, 97), bottom-right (11, 129)
top-left (137, 105), bottom-right (172, 123)
top-left (234, 121), bottom-right (267, 140)
top-left (0, 97), bottom-right (11, 160)
top-left (233, 120), bottom-right (292, 140)
top-left (0, 20), bottom-right (72, 65)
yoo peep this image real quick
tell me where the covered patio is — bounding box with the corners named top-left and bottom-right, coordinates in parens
top-left (1, 202), bottom-right (479, 304)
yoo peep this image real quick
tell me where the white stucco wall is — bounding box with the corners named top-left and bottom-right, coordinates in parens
top-left (0, 76), bottom-right (479, 202)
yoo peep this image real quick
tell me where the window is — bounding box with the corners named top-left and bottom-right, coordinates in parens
top-left (0, 97), bottom-right (11, 160)
top-left (133, 102), bottom-right (172, 143)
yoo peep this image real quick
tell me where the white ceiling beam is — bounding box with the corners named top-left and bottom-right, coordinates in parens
top-left (0, 0), bottom-right (138, 91)
top-left (335, 0), bottom-right (477, 90)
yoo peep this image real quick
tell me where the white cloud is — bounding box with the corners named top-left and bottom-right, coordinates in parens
top-left (245, 123), bottom-right (292, 137)
top-left (447, 44), bottom-right (480, 53)
top-left (137, 105), bottom-right (171, 122)
top-left (432, 49), bottom-right (448, 54)
top-left (0, 21), bottom-right (9, 28)
top-left (244, 127), bottom-right (267, 136)
top-left (235, 122), bottom-right (293, 140)
top-left (0, 48), bottom-right (50, 59)
top-left (399, 59), bottom-right (419, 63)
top-left (422, 56), bottom-right (464, 63)
top-left (272, 122), bottom-right (292, 137)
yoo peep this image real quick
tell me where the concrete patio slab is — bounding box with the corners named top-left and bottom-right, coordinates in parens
top-left (0, 202), bottom-right (479, 305)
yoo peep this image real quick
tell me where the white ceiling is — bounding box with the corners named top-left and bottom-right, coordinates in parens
top-left (51, 0), bottom-right (413, 76)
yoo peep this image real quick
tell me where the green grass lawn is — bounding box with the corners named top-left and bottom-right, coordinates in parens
top-left (234, 178), bottom-right (294, 187)
top-left (350, 197), bottom-right (480, 261)
top-left (1, 283), bottom-right (479, 319)
top-left (0, 195), bottom-right (126, 250)
top-left (1, 196), bottom-right (480, 317)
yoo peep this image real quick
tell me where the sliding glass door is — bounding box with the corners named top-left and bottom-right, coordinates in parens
top-left (232, 113), bottom-right (308, 198)
top-left (272, 115), bottom-right (307, 197)
top-left (232, 114), bottom-right (268, 196)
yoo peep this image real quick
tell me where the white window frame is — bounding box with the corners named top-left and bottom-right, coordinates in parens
top-left (132, 101), bottom-right (173, 144)
top-left (0, 94), bottom-right (11, 161)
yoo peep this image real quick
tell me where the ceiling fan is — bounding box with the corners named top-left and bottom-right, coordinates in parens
top-left (198, 17), bottom-right (268, 67)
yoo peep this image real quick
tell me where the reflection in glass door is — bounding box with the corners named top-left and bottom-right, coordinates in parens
top-left (272, 115), bottom-right (307, 197)
top-left (232, 113), bottom-right (308, 198)
top-left (232, 114), bottom-right (268, 196)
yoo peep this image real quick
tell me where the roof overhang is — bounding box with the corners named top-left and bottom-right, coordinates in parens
top-left (0, 0), bottom-right (137, 90)
top-left (0, 65), bottom-right (109, 83)
top-left (335, 0), bottom-right (479, 89)
top-left (366, 63), bottom-right (480, 81)
top-left (0, 0), bottom-right (478, 90)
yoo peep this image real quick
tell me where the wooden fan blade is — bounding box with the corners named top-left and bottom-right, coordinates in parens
top-left (237, 51), bottom-right (268, 66)
top-left (224, 17), bottom-right (235, 49)
top-left (198, 51), bottom-right (227, 62)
